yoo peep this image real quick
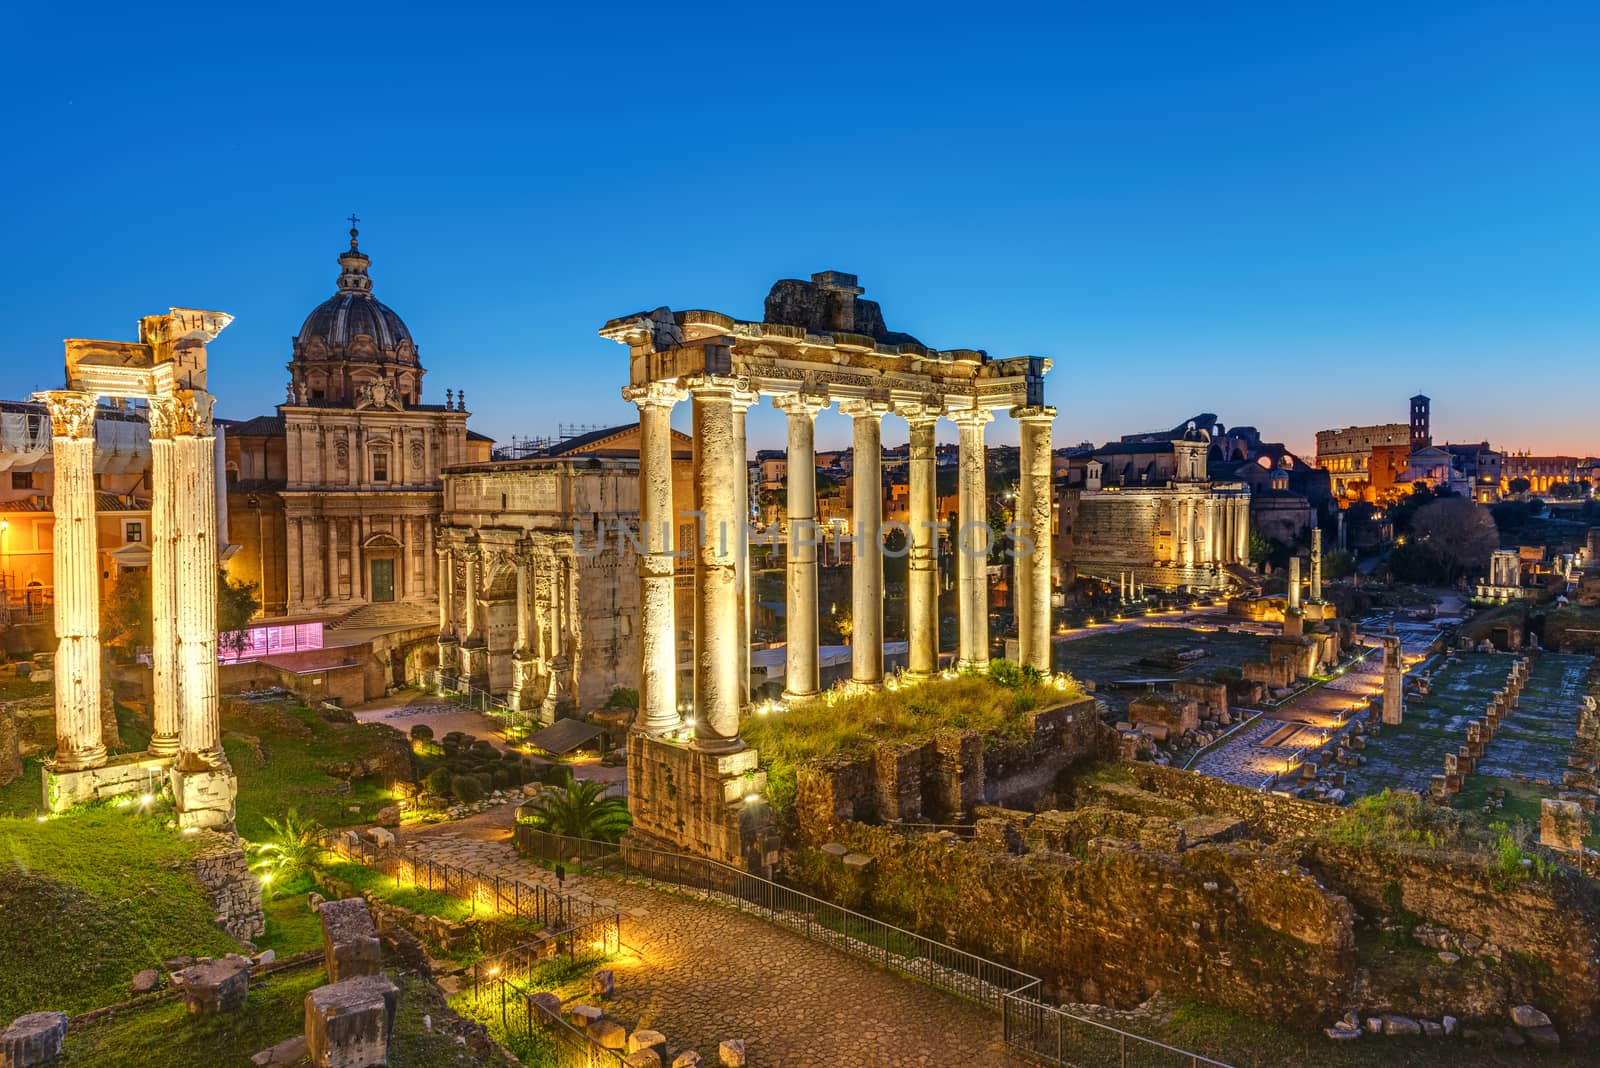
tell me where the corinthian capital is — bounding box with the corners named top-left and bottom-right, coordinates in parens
top-left (34, 390), bottom-right (98, 440)
top-left (947, 404), bottom-right (995, 428)
top-left (168, 390), bottom-right (215, 437)
top-left (772, 391), bottom-right (830, 418)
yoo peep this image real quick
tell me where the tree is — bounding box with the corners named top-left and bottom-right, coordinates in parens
top-left (100, 568), bottom-right (259, 655)
top-left (1410, 497), bottom-right (1498, 580)
top-left (518, 778), bottom-right (632, 842)
top-left (1322, 550), bottom-right (1357, 581)
top-left (1247, 528), bottom-right (1272, 567)
top-left (1506, 477), bottom-right (1531, 496)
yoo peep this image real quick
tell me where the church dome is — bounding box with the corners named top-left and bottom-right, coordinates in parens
top-left (292, 226), bottom-right (418, 365)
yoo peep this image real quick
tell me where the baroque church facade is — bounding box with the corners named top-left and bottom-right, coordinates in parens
top-left (223, 226), bottom-right (491, 620)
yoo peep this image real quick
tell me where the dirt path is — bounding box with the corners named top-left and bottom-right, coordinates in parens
top-left (398, 807), bottom-right (1024, 1067)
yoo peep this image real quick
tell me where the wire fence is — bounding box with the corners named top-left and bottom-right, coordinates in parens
top-left (319, 832), bottom-right (607, 938)
top-left (517, 827), bottom-right (1234, 1066)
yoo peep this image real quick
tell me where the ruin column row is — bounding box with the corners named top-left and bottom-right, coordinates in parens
top-left (148, 421), bottom-right (179, 757)
top-left (40, 391), bottom-right (105, 772)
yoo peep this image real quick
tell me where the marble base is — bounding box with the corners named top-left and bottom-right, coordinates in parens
top-left (43, 751), bottom-right (174, 814)
top-left (624, 731), bottom-right (776, 871)
top-left (171, 762), bottom-right (238, 830)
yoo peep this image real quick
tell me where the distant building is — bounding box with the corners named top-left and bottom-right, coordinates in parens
top-left (1501, 454), bottom-right (1592, 496)
top-left (1056, 423), bottom-right (1252, 593)
top-left (1315, 422), bottom-right (1410, 497)
top-left (1409, 394), bottom-right (1432, 451)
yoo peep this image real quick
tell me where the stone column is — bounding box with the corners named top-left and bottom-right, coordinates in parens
top-left (1015, 406), bottom-right (1055, 672)
top-left (623, 383), bottom-right (683, 734)
top-left (38, 390), bottom-right (105, 771)
top-left (842, 399), bottom-right (889, 687)
top-left (461, 546), bottom-right (478, 642)
top-left (776, 393), bottom-right (827, 698)
top-left (1311, 527), bottom-right (1323, 601)
top-left (690, 377), bottom-right (742, 750)
top-left (1287, 555), bottom-right (1302, 612)
top-left (904, 408), bottom-right (941, 679)
top-left (952, 406), bottom-right (993, 671)
top-left (732, 388), bottom-right (758, 706)
top-left (514, 548), bottom-right (531, 653)
top-left (1236, 498), bottom-right (1250, 563)
top-left (1177, 499), bottom-right (1193, 568)
top-left (1382, 635), bottom-right (1405, 725)
top-left (146, 402), bottom-right (179, 756)
top-left (436, 545), bottom-right (453, 635)
top-left (171, 391), bottom-right (223, 770)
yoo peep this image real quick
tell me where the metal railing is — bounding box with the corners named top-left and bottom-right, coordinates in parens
top-left (517, 827), bottom-right (1233, 1067)
top-left (1003, 996), bottom-right (1232, 1067)
top-left (320, 832), bottom-right (606, 938)
top-left (430, 670), bottom-right (532, 728)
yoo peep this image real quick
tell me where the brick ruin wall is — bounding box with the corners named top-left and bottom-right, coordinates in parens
top-left (192, 834), bottom-right (265, 942)
top-left (793, 697), bottom-right (1107, 838)
top-left (1112, 763), bottom-right (1343, 840)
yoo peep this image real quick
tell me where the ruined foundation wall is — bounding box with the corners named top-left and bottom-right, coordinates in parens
top-left (792, 826), bottom-right (1355, 1026)
top-left (1117, 763), bottom-right (1343, 840)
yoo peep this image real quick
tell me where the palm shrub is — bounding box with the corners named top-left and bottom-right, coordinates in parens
top-left (248, 808), bottom-right (326, 893)
top-left (519, 779), bottom-right (631, 842)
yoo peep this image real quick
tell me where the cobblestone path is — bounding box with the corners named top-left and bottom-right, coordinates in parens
top-left (399, 807), bottom-right (1026, 1067)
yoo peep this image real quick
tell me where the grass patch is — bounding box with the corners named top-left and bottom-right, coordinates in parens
top-left (1319, 790), bottom-right (1463, 852)
top-left (0, 808), bottom-right (240, 1016)
top-left (256, 889), bottom-right (327, 958)
top-left (450, 952), bottom-right (610, 1067)
top-left (743, 668), bottom-right (1080, 815)
top-left (61, 965), bottom-right (504, 1068)
top-left (224, 699), bottom-right (407, 840)
top-left (322, 860), bottom-right (475, 923)
top-left (0, 676), bottom-right (49, 701)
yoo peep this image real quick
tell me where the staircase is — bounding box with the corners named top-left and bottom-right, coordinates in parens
top-left (328, 601), bottom-right (435, 631)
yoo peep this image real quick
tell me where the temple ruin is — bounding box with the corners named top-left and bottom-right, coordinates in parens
top-left (35, 308), bottom-right (237, 829)
top-left (602, 271), bottom-right (1053, 866)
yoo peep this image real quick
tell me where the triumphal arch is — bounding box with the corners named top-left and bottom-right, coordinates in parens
top-left (602, 271), bottom-right (1053, 866)
top-left (34, 308), bottom-right (237, 829)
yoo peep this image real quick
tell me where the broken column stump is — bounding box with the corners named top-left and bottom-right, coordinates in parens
top-left (305, 974), bottom-right (400, 1068)
top-left (1, 1012), bottom-right (68, 1067)
top-left (320, 898), bottom-right (382, 982)
top-left (172, 957), bottom-right (251, 1015)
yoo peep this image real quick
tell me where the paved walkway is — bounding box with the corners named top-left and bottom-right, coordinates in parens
top-left (398, 807), bottom-right (1024, 1067)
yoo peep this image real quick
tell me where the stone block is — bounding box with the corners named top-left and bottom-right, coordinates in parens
top-left (526, 992), bottom-right (562, 1024)
top-left (170, 764), bottom-right (238, 830)
top-left (132, 968), bottom-right (160, 995)
top-left (842, 853), bottom-right (873, 871)
top-left (1, 1012), bottom-right (68, 1067)
top-left (628, 1028), bottom-right (667, 1058)
top-left (625, 1053), bottom-right (662, 1068)
top-left (1381, 1015), bottom-right (1421, 1036)
top-left (320, 898), bottom-right (382, 982)
top-left (590, 968), bottom-right (615, 998)
top-left (568, 1004), bottom-right (603, 1027)
top-left (41, 751), bottom-right (172, 813)
top-left (305, 974), bottom-right (400, 1068)
top-left (1540, 798), bottom-right (1588, 853)
top-left (1509, 1004), bottom-right (1552, 1029)
top-left (173, 957), bottom-right (251, 1015)
top-left (589, 1019), bottom-right (628, 1050)
top-left (369, 827), bottom-right (395, 848)
top-left (251, 1034), bottom-right (309, 1066)
top-left (671, 1053), bottom-right (705, 1068)
top-left (718, 1039), bottom-right (747, 1067)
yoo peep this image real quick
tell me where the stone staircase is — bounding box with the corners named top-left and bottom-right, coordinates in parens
top-left (328, 602), bottom-right (435, 632)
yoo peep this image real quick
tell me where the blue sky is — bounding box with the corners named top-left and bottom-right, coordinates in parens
top-left (2, 2), bottom-right (1595, 458)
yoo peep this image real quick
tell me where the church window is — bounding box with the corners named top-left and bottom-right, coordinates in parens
top-left (373, 452), bottom-right (389, 482)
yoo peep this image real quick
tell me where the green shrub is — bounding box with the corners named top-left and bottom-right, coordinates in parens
top-left (409, 724), bottom-right (434, 743)
top-left (492, 768), bottom-right (512, 789)
top-left (987, 658), bottom-right (1024, 688)
top-left (425, 767), bottom-right (453, 796)
top-left (451, 775), bottom-right (485, 805)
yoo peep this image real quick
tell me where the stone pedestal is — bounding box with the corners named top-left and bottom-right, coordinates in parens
top-left (173, 957), bottom-right (251, 1015)
top-left (42, 751), bottom-right (172, 814)
top-left (171, 761), bottom-right (238, 831)
top-left (1381, 636), bottom-right (1405, 726)
top-left (624, 732), bottom-right (773, 870)
top-left (320, 898), bottom-right (382, 982)
top-left (305, 974), bottom-right (399, 1068)
top-left (1282, 610), bottom-right (1304, 638)
top-left (459, 643), bottom-right (490, 690)
top-left (2, 1012), bottom-right (67, 1067)
top-left (435, 636), bottom-right (459, 682)
top-left (507, 653), bottom-right (541, 713)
